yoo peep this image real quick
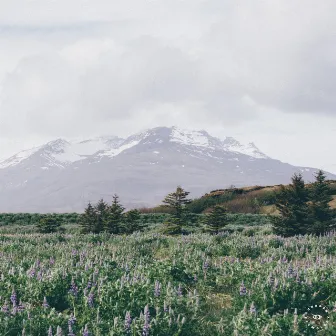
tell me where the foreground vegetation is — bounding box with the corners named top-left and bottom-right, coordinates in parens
top-left (0, 229), bottom-right (335, 335)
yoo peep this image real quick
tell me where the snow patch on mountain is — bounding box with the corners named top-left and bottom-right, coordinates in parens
top-left (98, 140), bottom-right (141, 158)
top-left (0, 147), bottom-right (42, 168)
top-left (170, 127), bottom-right (213, 148)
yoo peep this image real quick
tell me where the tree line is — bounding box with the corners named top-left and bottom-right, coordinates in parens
top-left (36, 169), bottom-right (335, 237)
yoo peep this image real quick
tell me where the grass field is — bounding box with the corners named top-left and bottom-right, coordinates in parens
top-left (0, 225), bottom-right (335, 335)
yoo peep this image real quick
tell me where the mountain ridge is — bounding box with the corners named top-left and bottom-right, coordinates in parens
top-left (0, 126), bottom-right (334, 213)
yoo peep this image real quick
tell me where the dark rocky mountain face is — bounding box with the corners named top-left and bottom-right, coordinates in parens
top-left (0, 126), bottom-right (334, 213)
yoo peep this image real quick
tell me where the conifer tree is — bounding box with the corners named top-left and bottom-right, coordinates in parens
top-left (202, 205), bottom-right (228, 234)
top-left (79, 202), bottom-right (97, 233)
top-left (105, 194), bottom-right (125, 234)
top-left (123, 209), bottom-right (145, 234)
top-left (162, 186), bottom-right (192, 230)
top-left (308, 170), bottom-right (335, 235)
top-left (272, 173), bottom-right (312, 237)
top-left (94, 199), bottom-right (108, 233)
top-left (37, 214), bottom-right (62, 233)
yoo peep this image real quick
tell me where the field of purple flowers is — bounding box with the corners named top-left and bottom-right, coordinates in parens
top-left (0, 230), bottom-right (335, 335)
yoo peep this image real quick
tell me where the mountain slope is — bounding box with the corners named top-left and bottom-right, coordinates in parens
top-left (0, 126), bottom-right (334, 213)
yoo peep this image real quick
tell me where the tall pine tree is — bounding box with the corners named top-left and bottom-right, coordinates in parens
top-left (123, 209), bottom-right (145, 234)
top-left (162, 186), bottom-right (191, 225)
top-left (308, 170), bottom-right (334, 235)
top-left (105, 194), bottom-right (125, 234)
top-left (94, 199), bottom-right (108, 233)
top-left (202, 205), bottom-right (228, 234)
top-left (79, 202), bottom-right (97, 233)
top-left (272, 173), bottom-right (312, 237)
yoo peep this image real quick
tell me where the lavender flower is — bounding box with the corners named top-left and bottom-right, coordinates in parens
top-left (177, 284), bottom-right (183, 297)
top-left (154, 280), bottom-right (161, 297)
top-left (142, 305), bottom-right (150, 336)
top-left (82, 324), bottom-right (89, 336)
top-left (56, 326), bottom-right (63, 336)
top-left (1, 300), bottom-right (9, 313)
top-left (68, 325), bottom-right (75, 336)
top-left (124, 311), bottom-right (132, 333)
top-left (10, 289), bottom-right (17, 306)
top-left (42, 296), bottom-right (49, 308)
top-left (17, 301), bottom-right (25, 312)
top-left (68, 313), bottom-right (76, 326)
top-left (239, 281), bottom-right (247, 296)
top-left (249, 302), bottom-right (257, 314)
top-left (87, 292), bottom-right (94, 308)
top-left (69, 279), bottom-right (78, 297)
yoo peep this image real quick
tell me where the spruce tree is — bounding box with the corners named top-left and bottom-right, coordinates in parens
top-left (123, 209), bottom-right (145, 234)
top-left (37, 214), bottom-right (61, 233)
top-left (162, 186), bottom-right (192, 231)
top-left (79, 202), bottom-right (97, 233)
top-left (105, 194), bottom-right (125, 234)
top-left (202, 205), bottom-right (228, 234)
top-left (308, 170), bottom-right (335, 235)
top-left (94, 199), bottom-right (108, 233)
top-left (272, 173), bottom-right (312, 237)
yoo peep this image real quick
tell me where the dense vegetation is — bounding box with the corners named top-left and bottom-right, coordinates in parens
top-left (0, 230), bottom-right (335, 335)
top-left (0, 170), bottom-right (335, 335)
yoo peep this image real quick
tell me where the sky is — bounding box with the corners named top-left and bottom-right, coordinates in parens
top-left (0, 0), bottom-right (335, 173)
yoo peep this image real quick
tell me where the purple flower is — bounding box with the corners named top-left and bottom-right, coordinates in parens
top-left (49, 257), bottom-right (55, 265)
top-left (1, 300), bottom-right (9, 313)
top-left (82, 324), bottom-right (89, 336)
top-left (68, 313), bottom-right (76, 326)
top-left (249, 302), bottom-right (257, 314)
top-left (48, 326), bottom-right (53, 336)
top-left (68, 325), bottom-right (75, 336)
top-left (87, 292), bottom-right (94, 308)
top-left (124, 311), bottom-right (132, 333)
top-left (239, 281), bottom-right (247, 296)
top-left (177, 284), bottom-right (183, 297)
top-left (17, 301), bottom-right (25, 312)
top-left (69, 279), bottom-right (78, 297)
top-left (10, 289), bottom-right (17, 306)
top-left (142, 305), bottom-right (150, 336)
top-left (164, 300), bottom-right (169, 312)
top-left (42, 296), bottom-right (49, 308)
top-left (154, 281), bottom-right (161, 297)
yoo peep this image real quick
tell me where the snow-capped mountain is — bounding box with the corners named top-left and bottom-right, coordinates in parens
top-left (0, 126), bottom-right (334, 213)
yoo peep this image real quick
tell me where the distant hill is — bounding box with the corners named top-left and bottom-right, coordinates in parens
top-left (183, 180), bottom-right (336, 215)
top-left (0, 126), bottom-right (335, 213)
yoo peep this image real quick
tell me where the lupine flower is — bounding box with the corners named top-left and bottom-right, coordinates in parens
top-left (249, 302), bottom-right (257, 314)
top-left (154, 280), bottom-right (161, 297)
top-left (142, 305), bottom-right (150, 336)
top-left (68, 325), bottom-right (75, 336)
top-left (68, 313), bottom-right (76, 326)
top-left (17, 301), bottom-right (25, 312)
top-left (239, 281), bottom-right (247, 296)
top-left (42, 296), bottom-right (49, 308)
top-left (177, 284), bottom-right (183, 297)
top-left (48, 327), bottom-right (53, 336)
top-left (49, 257), bottom-right (55, 265)
top-left (10, 289), bottom-right (17, 306)
top-left (56, 326), bottom-right (63, 336)
top-left (124, 311), bottom-right (132, 333)
top-left (164, 300), bottom-right (169, 312)
top-left (87, 292), bottom-right (94, 308)
top-left (82, 324), bottom-right (89, 336)
top-left (1, 300), bottom-right (9, 313)
top-left (69, 279), bottom-right (78, 297)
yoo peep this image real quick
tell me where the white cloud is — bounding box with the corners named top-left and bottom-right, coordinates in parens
top-left (0, 0), bottom-right (335, 171)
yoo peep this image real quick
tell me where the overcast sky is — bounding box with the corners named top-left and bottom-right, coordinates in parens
top-left (0, 0), bottom-right (335, 173)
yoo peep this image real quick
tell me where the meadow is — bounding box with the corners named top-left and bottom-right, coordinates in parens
top-left (0, 221), bottom-right (335, 335)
